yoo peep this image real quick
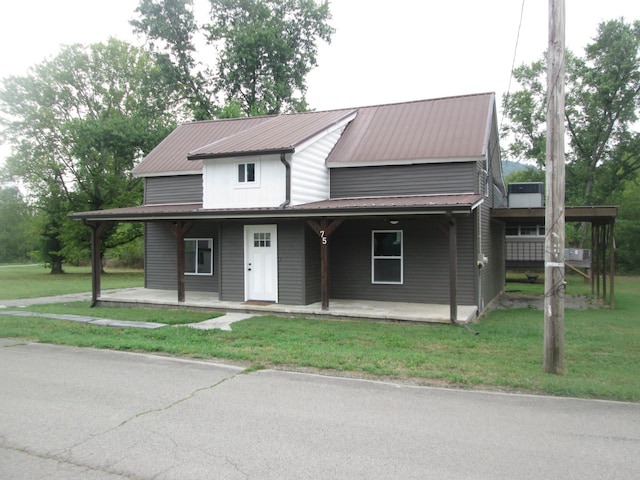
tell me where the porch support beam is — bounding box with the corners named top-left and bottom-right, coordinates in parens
top-left (609, 220), bottom-right (615, 309)
top-left (168, 221), bottom-right (193, 302)
top-left (307, 219), bottom-right (343, 310)
top-left (85, 220), bottom-right (110, 307)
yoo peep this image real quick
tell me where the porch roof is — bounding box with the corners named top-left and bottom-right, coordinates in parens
top-left (71, 193), bottom-right (485, 222)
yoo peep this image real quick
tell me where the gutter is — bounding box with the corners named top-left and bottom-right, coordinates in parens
top-left (279, 153), bottom-right (291, 208)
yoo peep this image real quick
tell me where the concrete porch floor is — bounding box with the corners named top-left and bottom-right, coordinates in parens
top-left (96, 288), bottom-right (477, 324)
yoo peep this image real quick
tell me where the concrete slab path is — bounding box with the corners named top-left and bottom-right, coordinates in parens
top-left (0, 309), bottom-right (254, 331)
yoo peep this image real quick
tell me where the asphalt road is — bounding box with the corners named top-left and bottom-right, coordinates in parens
top-left (1, 339), bottom-right (639, 479)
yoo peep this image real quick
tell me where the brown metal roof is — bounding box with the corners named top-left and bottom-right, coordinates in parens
top-left (326, 93), bottom-right (495, 166)
top-left (132, 92), bottom-right (495, 177)
top-left (132, 116), bottom-right (273, 176)
top-left (188, 109), bottom-right (356, 159)
top-left (293, 193), bottom-right (484, 211)
top-left (71, 193), bottom-right (484, 222)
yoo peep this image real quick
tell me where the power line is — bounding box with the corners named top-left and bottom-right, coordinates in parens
top-left (500, 0), bottom-right (527, 132)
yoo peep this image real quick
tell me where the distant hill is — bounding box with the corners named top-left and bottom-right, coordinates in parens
top-left (501, 160), bottom-right (539, 178)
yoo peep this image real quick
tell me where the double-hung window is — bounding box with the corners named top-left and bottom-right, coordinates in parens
top-left (372, 230), bottom-right (403, 284)
top-left (185, 238), bottom-right (213, 275)
top-left (237, 162), bottom-right (258, 185)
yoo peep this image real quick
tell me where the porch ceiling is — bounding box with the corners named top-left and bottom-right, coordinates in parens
top-left (491, 206), bottom-right (618, 224)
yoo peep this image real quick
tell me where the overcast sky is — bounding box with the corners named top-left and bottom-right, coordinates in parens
top-left (1, 0), bottom-right (639, 164)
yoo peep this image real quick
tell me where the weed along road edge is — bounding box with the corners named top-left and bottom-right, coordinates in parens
top-left (1, 339), bottom-right (639, 480)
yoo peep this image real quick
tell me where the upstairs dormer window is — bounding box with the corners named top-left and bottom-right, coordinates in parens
top-left (237, 161), bottom-right (259, 187)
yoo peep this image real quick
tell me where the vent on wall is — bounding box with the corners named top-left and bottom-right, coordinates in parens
top-left (508, 182), bottom-right (544, 208)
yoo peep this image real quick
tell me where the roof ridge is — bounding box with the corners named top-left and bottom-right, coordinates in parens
top-left (183, 106), bottom-right (357, 125)
top-left (181, 92), bottom-right (494, 125)
top-left (350, 92), bottom-right (495, 112)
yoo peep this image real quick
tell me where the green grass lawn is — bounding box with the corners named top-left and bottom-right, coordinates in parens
top-left (0, 266), bottom-right (638, 401)
top-left (0, 265), bottom-right (143, 299)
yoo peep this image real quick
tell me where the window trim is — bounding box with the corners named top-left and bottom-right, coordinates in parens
top-left (371, 230), bottom-right (403, 285)
top-left (184, 238), bottom-right (213, 276)
top-left (236, 160), bottom-right (260, 188)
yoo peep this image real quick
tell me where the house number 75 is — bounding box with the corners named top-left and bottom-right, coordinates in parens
top-left (320, 230), bottom-right (327, 245)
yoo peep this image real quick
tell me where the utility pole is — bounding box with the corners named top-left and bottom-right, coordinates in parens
top-left (544, 0), bottom-right (566, 374)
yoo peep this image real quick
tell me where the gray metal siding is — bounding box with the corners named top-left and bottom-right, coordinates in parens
top-left (277, 222), bottom-right (306, 305)
top-left (144, 222), bottom-right (219, 293)
top-left (145, 223), bottom-right (176, 290)
top-left (476, 146), bottom-right (506, 312)
top-left (304, 226), bottom-right (321, 304)
top-left (144, 175), bottom-right (203, 205)
top-left (330, 218), bottom-right (476, 305)
top-left (219, 222), bottom-right (245, 301)
top-left (487, 219), bottom-right (506, 303)
top-left (330, 163), bottom-right (477, 198)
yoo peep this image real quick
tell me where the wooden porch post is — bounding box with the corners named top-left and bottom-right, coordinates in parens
top-left (307, 219), bottom-right (343, 310)
top-left (601, 223), bottom-right (607, 305)
top-left (594, 224), bottom-right (601, 301)
top-left (609, 220), bottom-right (615, 309)
top-left (591, 222), bottom-right (596, 295)
top-left (448, 214), bottom-right (458, 324)
top-left (86, 221), bottom-right (109, 307)
top-left (168, 221), bottom-right (193, 302)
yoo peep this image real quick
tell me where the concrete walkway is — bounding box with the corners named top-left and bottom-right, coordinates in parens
top-left (0, 310), bottom-right (167, 329)
top-left (0, 294), bottom-right (256, 331)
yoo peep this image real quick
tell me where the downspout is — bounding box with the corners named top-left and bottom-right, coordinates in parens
top-left (279, 153), bottom-right (291, 208)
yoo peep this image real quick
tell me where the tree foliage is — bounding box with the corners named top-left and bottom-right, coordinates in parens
top-left (131, 0), bottom-right (334, 117)
top-left (131, 0), bottom-right (215, 119)
top-left (207, 0), bottom-right (334, 115)
top-left (504, 166), bottom-right (545, 186)
top-left (613, 175), bottom-right (640, 273)
top-left (502, 18), bottom-right (640, 207)
top-left (0, 186), bottom-right (37, 263)
top-left (0, 39), bottom-right (178, 272)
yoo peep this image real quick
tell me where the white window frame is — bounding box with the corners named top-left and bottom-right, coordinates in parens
top-left (371, 230), bottom-right (403, 285)
top-left (236, 160), bottom-right (260, 188)
top-left (185, 238), bottom-right (213, 276)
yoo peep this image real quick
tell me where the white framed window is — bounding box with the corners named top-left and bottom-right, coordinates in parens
top-left (372, 230), bottom-right (403, 284)
top-left (185, 238), bottom-right (213, 275)
top-left (236, 161), bottom-right (260, 187)
top-left (253, 232), bottom-right (271, 247)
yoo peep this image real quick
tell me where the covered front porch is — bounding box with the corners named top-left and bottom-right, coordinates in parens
top-left (72, 193), bottom-right (486, 325)
top-left (96, 287), bottom-right (478, 324)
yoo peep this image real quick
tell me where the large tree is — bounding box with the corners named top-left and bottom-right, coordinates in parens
top-left (502, 18), bottom-right (640, 208)
top-left (131, 0), bottom-right (334, 117)
top-left (0, 39), bottom-right (178, 273)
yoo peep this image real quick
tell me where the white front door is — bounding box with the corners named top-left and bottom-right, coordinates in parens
top-left (244, 225), bottom-right (278, 302)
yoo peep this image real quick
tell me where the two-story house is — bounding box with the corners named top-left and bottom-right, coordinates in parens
top-left (73, 92), bottom-right (508, 322)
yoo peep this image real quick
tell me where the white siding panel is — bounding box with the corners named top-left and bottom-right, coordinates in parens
top-left (291, 126), bottom-right (345, 205)
top-left (203, 154), bottom-right (286, 208)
